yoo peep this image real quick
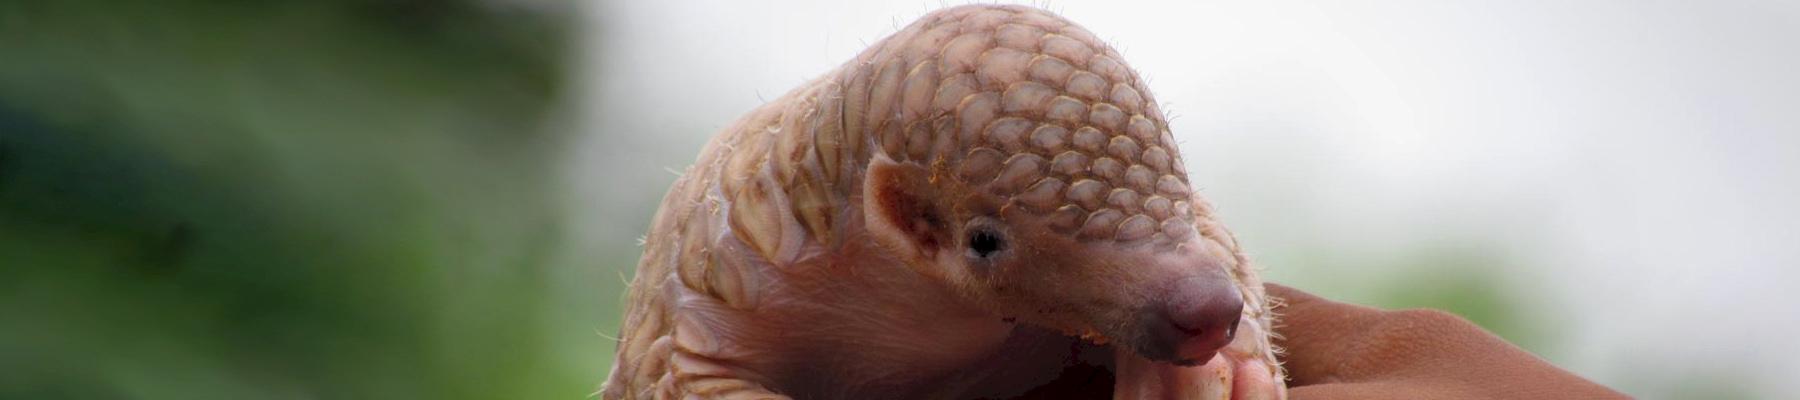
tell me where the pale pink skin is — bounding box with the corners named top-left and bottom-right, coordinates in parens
top-left (603, 5), bottom-right (1284, 400)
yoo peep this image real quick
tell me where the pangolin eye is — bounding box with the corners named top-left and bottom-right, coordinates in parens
top-left (967, 227), bottom-right (1006, 259)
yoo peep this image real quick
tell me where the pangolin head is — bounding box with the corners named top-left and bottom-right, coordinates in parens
top-left (860, 5), bottom-right (1244, 365)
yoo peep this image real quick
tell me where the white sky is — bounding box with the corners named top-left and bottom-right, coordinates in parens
top-left (576, 1), bottom-right (1800, 397)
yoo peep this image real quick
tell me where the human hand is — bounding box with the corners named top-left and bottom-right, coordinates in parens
top-left (1267, 283), bottom-right (1629, 399)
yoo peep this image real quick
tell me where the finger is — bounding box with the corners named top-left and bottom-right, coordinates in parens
top-left (1287, 381), bottom-right (1472, 400)
top-left (1264, 283), bottom-right (1387, 386)
top-left (1268, 283), bottom-right (1632, 399)
top-left (1269, 284), bottom-right (1484, 384)
top-left (1289, 372), bottom-right (1631, 400)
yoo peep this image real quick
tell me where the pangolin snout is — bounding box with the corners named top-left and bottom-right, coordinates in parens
top-left (1146, 274), bottom-right (1243, 365)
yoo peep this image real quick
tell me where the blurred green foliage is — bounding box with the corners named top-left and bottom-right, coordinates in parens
top-left (0, 1), bottom-right (608, 399)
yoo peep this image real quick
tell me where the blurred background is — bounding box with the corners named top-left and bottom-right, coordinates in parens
top-left (3, 0), bottom-right (1795, 399)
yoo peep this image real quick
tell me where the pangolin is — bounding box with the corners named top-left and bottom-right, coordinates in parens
top-left (603, 5), bottom-right (1285, 399)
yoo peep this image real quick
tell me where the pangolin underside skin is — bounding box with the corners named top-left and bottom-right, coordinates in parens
top-left (605, 5), bottom-right (1285, 400)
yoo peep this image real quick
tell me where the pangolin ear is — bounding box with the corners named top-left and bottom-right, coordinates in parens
top-left (863, 156), bottom-right (951, 265)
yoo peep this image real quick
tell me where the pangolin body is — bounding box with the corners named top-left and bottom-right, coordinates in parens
top-left (605, 5), bottom-right (1284, 399)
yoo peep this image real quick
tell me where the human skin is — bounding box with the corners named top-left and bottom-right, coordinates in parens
top-left (1268, 284), bottom-right (1630, 399)
top-left (602, 5), bottom-right (1283, 399)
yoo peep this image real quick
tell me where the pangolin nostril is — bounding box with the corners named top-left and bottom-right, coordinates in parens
top-left (1163, 275), bottom-right (1244, 360)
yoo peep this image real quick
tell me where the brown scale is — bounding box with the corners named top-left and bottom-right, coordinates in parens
top-left (839, 5), bottom-right (1201, 247)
